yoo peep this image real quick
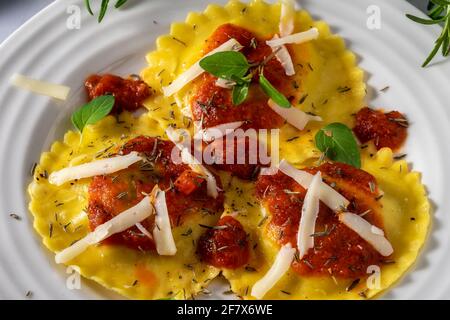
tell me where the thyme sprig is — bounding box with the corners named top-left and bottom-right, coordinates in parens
top-left (84, 0), bottom-right (128, 23)
top-left (406, 0), bottom-right (450, 67)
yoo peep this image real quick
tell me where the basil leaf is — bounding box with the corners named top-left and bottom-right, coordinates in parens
top-left (199, 51), bottom-right (250, 80)
top-left (71, 95), bottom-right (115, 132)
top-left (259, 74), bottom-right (290, 108)
top-left (232, 82), bottom-right (250, 105)
top-left (315, 123), bottom-right (361, 168)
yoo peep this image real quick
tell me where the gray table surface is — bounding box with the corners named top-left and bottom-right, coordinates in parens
top-left (0, 0), bottom-right (429, 43)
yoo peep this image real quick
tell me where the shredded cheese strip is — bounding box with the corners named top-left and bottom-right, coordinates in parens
top-left (339, 212), bottom-right (394, 256)
top-left (11, 73), bottom-right (71, 101)
top-left (215, 78), bottom-right (236, 89)
top-left (49, 151), bottom-right (143, 186)
top-left (266, 28), bottom-right (319, 47)
top-left (166, 127), bottom-right (219, 198)
top-left (55, 196), bottom-right (154, 264)
top-left (297, 172), bottom-right (322, 259)
top-left (278, 160), bottom-right (350, 211)
top-left (268, 99), bottom-right (321, 130)
top-left (251, 243), bottom-right (296, 299)
top-left (162, 38), bottom-right (243, 96)
top-left (195, 121), bottom-right (244, 142)
top-left (135, 222), bottom-right (153, 240)
top-left (153, 189), bottom-right (177, 255)
top-left (272, 38), bottom-right (295, 76)
top-left (260, 166), bottom-right (279, 176)
top-left (279, 0), bottom-right (295, 37)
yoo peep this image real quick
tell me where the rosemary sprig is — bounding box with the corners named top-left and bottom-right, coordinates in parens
top-left (85, 0), bottom-right (128, 23)
top-left (406, 0), bottom-right (450, 67)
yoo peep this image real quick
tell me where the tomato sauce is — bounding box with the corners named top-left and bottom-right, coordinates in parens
top-left (192, 24), bottom-right (294, 179)
top-left (353, 107), bottom-right (408, 150)
top-left (197, 216), bottom-right (250, 269)
top-left (87, 136), bottom-right (224, 251)
top-left (191, 24), bottom-right (292, 130)
top-left (85, 74), bottom-right (151, 113)
top-left (206, 135), bottom-right (267, 180)
top-left (255, 162), bottom-right (387, 278)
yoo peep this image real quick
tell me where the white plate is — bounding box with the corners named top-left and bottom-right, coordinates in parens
top-left (0, 0), bottom-right (449, 300)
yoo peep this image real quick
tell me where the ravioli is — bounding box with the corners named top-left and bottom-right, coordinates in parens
top-left (221, 148), bottom-right (429, 299)
top-left (28, 0), bottom-right (430, 301)
top-left (141, 0), bottom-right (366, 166)
top-left (28, 113), bottom-right (221, 300)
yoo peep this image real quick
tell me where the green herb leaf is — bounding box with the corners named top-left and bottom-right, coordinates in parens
top-left (232, 82), bottom-right (250, 105)
top-left (71, 95), bottom-right (115, 132)
top-left (115, 0), bottom-right (128, 8)
top-left (431, 0), bottom-right (450, 7)
top-left (98, 0), bottom-right (110, 23)
top-left (84, 0), bottom-right (94, 15)
top-left (406, 13), bottom-right (447, 25)
top-left (199, 51), bottom-right (250, 80)
top-left (315, 123), bottom-right (361, 168)
top-left (406, 2), bottom-right (450, 67)
top-left (259, 74), bottom-right (290, 108)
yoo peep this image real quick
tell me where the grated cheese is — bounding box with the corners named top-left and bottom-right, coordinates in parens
top-left (279, 0), bottom-right (295, 37)
top-left (153, 189), bottom-right (177, 256)
top-left (251, 243), bottom-right (296, 299)
top-left (339, 212), bottom-right (394, 256)
top-left (268, 99), bottom-right (322, 131)
top-left (266, 28), bottom-right (319, 47)
top-left (55, 196), bottom-right (154, 264)
top-left (297, 172), bottom-right (322, 258)
top-left (195, 121), bottom-right (244, 142)
top-left (49, 152), bottom-right (143, 186)
top-left (278, 159), bottom-right (350, 211)
top-left (162, 39), bottom-right (243, 96)
top-left (166, 127), bottom-right (219, 198)
top-left (11, 73), bottom-right (71, 101)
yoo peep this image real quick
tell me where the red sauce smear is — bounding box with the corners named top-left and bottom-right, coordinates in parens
top-left (88, 136), bottom-right (224, 251)
top-left (85, 74), bottom-right (151, 113)
top-left (353, 107), bottom-right (408, 150)
top-left (191, 23), bottom-right (291, 130)
top-left (206, 135), bottom-right (267, 180)
top-left (192, 24), bottom-right (295, 179)
top-left (255, 162), bottom-right (389, 278)
top-left (197, 216), bottom-right (250, 269)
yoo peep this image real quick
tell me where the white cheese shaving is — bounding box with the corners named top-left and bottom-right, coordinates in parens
top-left (153, 189), bottom-right (177, 256)
top-left (279, 0), bottom-right (295, 37)
top-left (266, 28), bottom-right (319, 47)
top-left (251, 243), bottom-right (296, 299)
top-left (259, 166), bottom-right (279, 176)
top-left (371, 225), bottom-right (385, 236)
top-left (166, 127), bottom-right (219, 198)
top-left (297, 172), bottom-right (321, 259)
top-left (278, 159), bottom-right (350, 211)
top-left (55, 196), bottom-right (154, 264)
top-left (162, 38), bottom-right (243, 97)
top-left (215, 78), bottom-right (236, 89)
top-left (268, 99), bottom-right (322, 131)
top-left (11, 73), bottom-right (71, 101)
top-left (135, 222), bottom-right (153, 240)
top-left (271, 37), bottom-right (295, 76)
top-left (339, 212), bottom-right (394, 256)
top-left (195, 121), bottom-right (244, 142)
top-left (49, 151), bottom-right (143, 186)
